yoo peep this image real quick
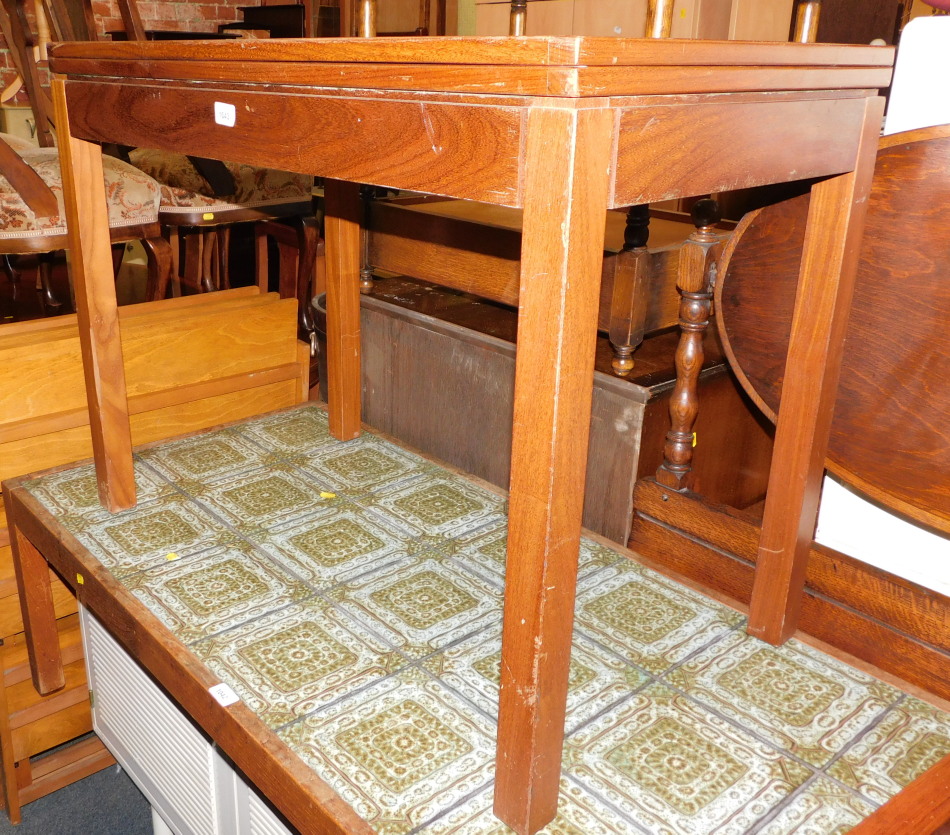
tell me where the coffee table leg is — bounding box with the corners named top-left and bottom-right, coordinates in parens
top-left (748, 96), bottom-right (886, 645)
top-left (9, 522), bottom-right (64, 695)
top-left (494, 102), bottom-right (614, 835)
top-left (323, 178), bottom-right (363, 441)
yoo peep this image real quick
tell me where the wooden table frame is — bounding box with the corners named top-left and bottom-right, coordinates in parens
top-left (7, 36), bottom-right (892, 834)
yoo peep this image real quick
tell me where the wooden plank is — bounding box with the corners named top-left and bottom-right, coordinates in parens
top-left (615, 97), bottom-right (872, 206)
top-left (16, 736), bottom-right (114, 807)
top-left (47, 34), bottom-right (894, 71)
top-left (0, 380), bottom-right (302, 484)
top-left (0, 295), bottom-right (291, 431)
top-left (849, 753), bottom-right (950, 835)
top-left (7, 521), bottom-right (63, 696)
top-left (633, 480), bottom-right (950, 654)
top-left (749, 96), bottom-right (886, 644)
top-left (63, 81), bottom-right (523, 206)
top-left (495, 101), bottom-right (614, 835)
top-left (0, 574), bottom-right (76, 639)
top-left (630, 481), bottom-right (950, 701)
top-left (11, 695), bottom-right (90, 762)
top-left (53, 77), bottom-right (134, 511)
top-left (323, 179), bottom-right (363, 441)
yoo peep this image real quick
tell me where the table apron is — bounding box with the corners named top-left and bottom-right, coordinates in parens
top-left (63, 79), bottom-right (525, 207)
top-left (615, 96), bottom-right (873, 205)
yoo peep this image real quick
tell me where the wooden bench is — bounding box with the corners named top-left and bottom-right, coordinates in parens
top-left (0, 287), bottom-right (308, 822)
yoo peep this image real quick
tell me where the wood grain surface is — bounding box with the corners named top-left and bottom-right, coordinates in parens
top-left (717, 126), bottom-right (950, 535)
top-left (747, 96), bottom-right (885, 645)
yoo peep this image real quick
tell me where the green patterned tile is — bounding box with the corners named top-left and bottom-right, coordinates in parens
top-left (451, 522), bottom-right (623, 590)
top-left (237, 404), bottom-right (335, 455)
top-left (297, 435), bottom-right (434, 498)
top-left (333, 555), bottom-right (501, 659)
top-left (418, 778), bottom-right (634, 834)
top-left (359, 475), bottom-right (506, 543)
top-left (665, 630), bottom-right (900, 766)
top-left (828, 697), bottom-right (950, 805)
top-left (425, 630), bottom-right (645, 732)
top-left (59, 493), bottom-right (234, 578)
top-left (137, 431), bottom-right (269, 487)
top-left (193, 467), bottom-right (331, 532)
top-left (24, 460), bottom-right (174, 518)
top-left (575, 562), bottom-right (743, 674)
top-left (123, 544), bottom-right (315, 643)
top-left (565, 684), bottom-right (813, 834)
top-left (279, 669), bottom-right (495, 834)
top-left (191, 598), bottom-right (398, 727)
top-left (254, 504), bottom-right (412, 590)
top-left (757, 777), bottom-right (875, 835)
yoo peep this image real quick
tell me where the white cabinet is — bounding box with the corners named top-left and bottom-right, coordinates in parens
top-left (79, 607), bottom-right (294, 835)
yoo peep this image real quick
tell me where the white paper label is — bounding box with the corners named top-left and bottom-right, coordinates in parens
top-left (209, 683), bottom-right (240, 706)
top-left (214, 102), bottom-right (236, 128)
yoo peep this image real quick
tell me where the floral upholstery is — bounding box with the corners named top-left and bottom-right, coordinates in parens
top-left (0, 146), bottom-right (161, 240)
top-left (128, 149), bottom-right (312, 215)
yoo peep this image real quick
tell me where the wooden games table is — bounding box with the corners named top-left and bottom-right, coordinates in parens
top-left (7, 36), bottom-right (892, 834)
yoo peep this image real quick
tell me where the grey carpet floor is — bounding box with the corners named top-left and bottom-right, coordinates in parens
top-left (0, 763), bottom-right (152, 834)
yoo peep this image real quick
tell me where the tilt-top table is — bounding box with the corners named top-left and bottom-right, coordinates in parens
top-left (7, 36), bottom-right (891, 834)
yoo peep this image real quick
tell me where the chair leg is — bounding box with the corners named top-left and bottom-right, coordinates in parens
top-left (2, 255), bottom-right (20, 303)
top-left (254, 222), bottom-right (270, 292)
top-left (142, 236), bottom-right (174, 302)
top-left (289, 214), bottom-right (320, 338)
top-left (200, 229), bottom-right (216, 292)
top-left (37, 252), bottom-right (62, 312)
top-left (215, 226), bottom-right (231, 290)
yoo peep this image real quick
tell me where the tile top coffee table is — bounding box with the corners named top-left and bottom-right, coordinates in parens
top-left (7, 35), bottom-right (894, 833)
top-left (7, 405), bottom-right (950, 834)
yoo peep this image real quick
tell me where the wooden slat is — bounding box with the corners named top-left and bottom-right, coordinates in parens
top-left (47, 34), bottom-right (894, 71)
top-left (11, 694), bottom-right (91, 762)
top-left (0, 573), bottom-right (76, 639)
top-left (0, 379), bottom-right (302, 484)
top-left (849, 753), bottom-right (950, 835)
top-left (16, 736), bottom-right (114, 807)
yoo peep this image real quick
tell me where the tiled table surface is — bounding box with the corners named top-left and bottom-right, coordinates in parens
top-left (23, 405), bottom-right (950, 834)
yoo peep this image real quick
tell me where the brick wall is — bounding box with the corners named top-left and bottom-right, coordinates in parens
top-left (0, 0), bottom-right (257, 108)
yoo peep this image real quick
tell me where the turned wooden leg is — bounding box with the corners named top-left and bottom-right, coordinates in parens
top-left (608, 204), bottom-right (651, 376)
top-left (359, 187), bottom-right (375, 294)
top-left (494, 102), bottom-right (614, 835)
top-left (748, 97), bottom-right (885, 645)
top-left (655, 199), bottom-right (722, 491)
top-left (323, 179), bottom-right (362, 441)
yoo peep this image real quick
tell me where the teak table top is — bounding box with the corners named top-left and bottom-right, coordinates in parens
top-left (6, 36), bottom-right (895, 834)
